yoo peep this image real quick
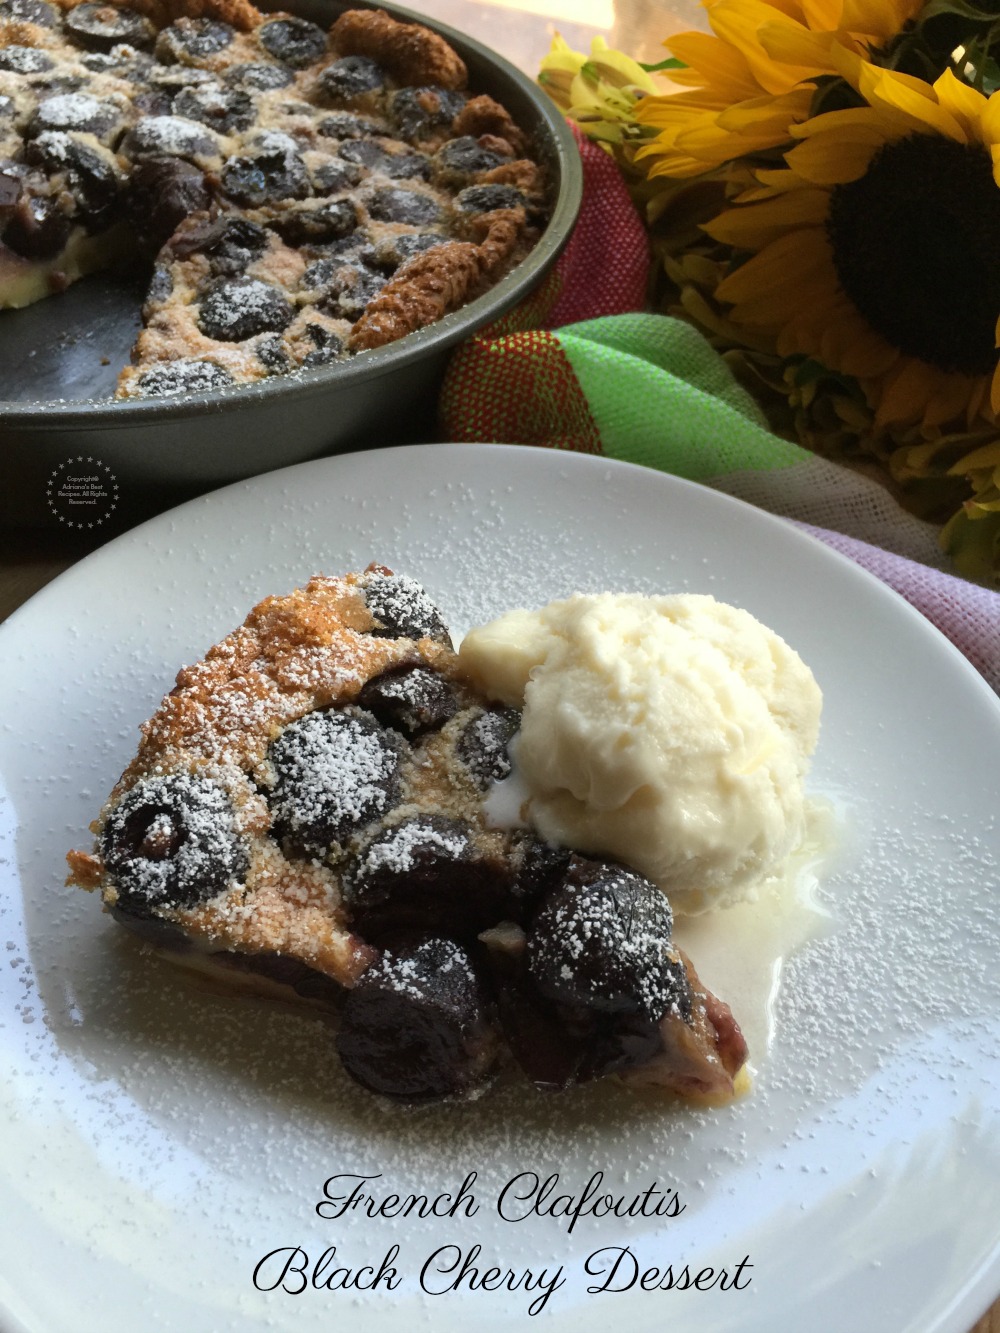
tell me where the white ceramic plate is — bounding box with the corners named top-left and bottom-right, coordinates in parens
top-left (1, 444), bottom-right (998, 1333)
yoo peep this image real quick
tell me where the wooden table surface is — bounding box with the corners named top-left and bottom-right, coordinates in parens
top-left (1, 1), bottom-right (998, 1327)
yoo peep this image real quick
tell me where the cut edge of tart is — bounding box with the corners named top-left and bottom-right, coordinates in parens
top-left (67, 565), bottom-right (749, 1107)
top-left (0, 0), bottom-right (551, 396)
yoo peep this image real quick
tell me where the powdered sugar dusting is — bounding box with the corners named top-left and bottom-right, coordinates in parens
top-left (125, 113), bottom-right (218, 156)
top-left (102, 770), bottom-right (247, 909)
top-left (360, 816), bottom-right (469, 876)
top-left (132, 358), bottom-right (233, 398)
top-left (267, 706), bottom-right (401, 842)
top-left (369, 935), bottom-right (477, 1004)
top-left (372, 668), bottom-right (428, 704)
top-left (198, 277), bottom-right (285, 336)
top-left (1, 45), bottom-right (51, 72)
top-left (244, 127), bottom-right (299, 154)
top-left (271, 641), bottom-right (366, 693)
top-left (362, 569), bottom-right (452, 643)
top-left (30, 129), bottom-right (76, 165)
top-left (35, 91), bottom-right (106, 126)
top-left (528, 862), bottom-right (678, 1023)
top-left (4, 449), bottom-right (999, 1330)
top-left (126, 575), bottom-right (411, 776)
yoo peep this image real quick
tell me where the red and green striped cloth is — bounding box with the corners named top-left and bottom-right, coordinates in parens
top-left (438, 131), bottom-right (1000, 694)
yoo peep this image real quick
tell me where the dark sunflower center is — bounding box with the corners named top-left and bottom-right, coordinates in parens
top-left (827, 134), bottom-right (1000, 376)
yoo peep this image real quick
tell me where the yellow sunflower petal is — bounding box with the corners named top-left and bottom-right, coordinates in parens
top-left (949, 439), bottom-right (1000, 471)
top-left (790, 106), bottom-right (892, 138)
top-left (982, 92), bottom-right (1000, 157)
top-left (858, 64), bottom-right (966, 141)
top-left (639, 142), bottom-right (729, 179)
top-left (932, 68), bottom-right (988, 142)
top-left (860, 62), bottom-right (944, 103)
top-left (755, 18), bottom-right (839, 73)
top-left (928, 384), bottom-right (993, 435)
top-left (734, 166), bottom-right (817, 199)
top-left (775, 291), bottom-right (859, 353)
top-left (636, 95), bottom-right (730, 128)
top-left (716, 226), bottom-right (830, 303)
top-left (671, 112), bottom-right (796, 162)
top-left (965, 378), bottom-right (993, 427)
top-left (874, 359), bottom-right (944, 429)
top-left (784, 126), bottom-right (887, 183)
top-left (734, 283), bottom-right (832, 328)
top-left (716, 85), bottom-right (814, 132)
top-left (819, 312), bottom-right (900, 379)
top-left (759, 0), bottom-right (814, 20)
top-left (725, 266), bottom-right (842, 328)
top-left (664, 31), bottom-right (761, 102)
top-left (703, 188), bottom-right (829, 247)
top-left (896, 438), bottom-right (951, 476)
top-left (708, 0), bottom-right (819, 95)
top-left (797, 0), bottom-right (842, 28)
top-left (840, 0), bottom-right (922, 42)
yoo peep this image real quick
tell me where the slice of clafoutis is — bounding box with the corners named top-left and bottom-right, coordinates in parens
top-left (67, 566), bottom-right (748, 1105)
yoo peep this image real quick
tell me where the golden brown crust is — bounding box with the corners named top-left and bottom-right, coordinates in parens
top-left (66, 848), bottom-right (103, 890)
top-left (347, 239), bottom-right (481, 350)
top-left (471, 208), bottom-right (525, 271)
top-left (329, 7), bottom-right (467, 90)
top-left (173, 848), bottom-right (377, 982)
top-left (475, 133), bottom-right (516, 157)
top-left (2, 0), bottom-right (547, 382)
top-left (453, 94), bottom-right (527, 155)
top-left (65, 567), bottom-right (478, 986)
top-left (125, 571), bottom-right (447, 777)
top-left (0, 17), bottom-right (58, 44)
top-left (481, 159), bottom-right (545, 195)
top-left (54, 0), bottom-right (262, 32)
top-left (348, 211), bottom-right (523, 351)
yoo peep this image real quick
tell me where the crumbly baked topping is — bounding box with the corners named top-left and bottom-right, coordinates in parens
top-left (0, 0), bottom-right (550, 396)
top-left (68, 567), bottom-right (749, 1106)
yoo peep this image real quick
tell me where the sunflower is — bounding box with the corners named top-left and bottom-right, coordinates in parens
top-left (633, 0), bottom-right (923, 180)
top-left (537, 6), bottom-right (1000, 580)
top-left (706, 66), bottom-right (1000, 433)
top-left (893, 430), bottom-right (1000, 576)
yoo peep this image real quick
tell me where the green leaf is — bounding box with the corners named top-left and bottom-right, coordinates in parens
top-left (918, 0), bottom-right (1000, 23)
top-left (978, 53), bottom-right (1000, 91)
top-left (808, 73), bottom-right (864, 117)
top-left (878, 27), bottom-right (950, 79)
top-left (793, 359), bottom-right (832, 388)
top-left (640, 57), bottom-right (688, 71)
top-left (940, 507), bottom-right (1000, 585)
top-left (792, 359), bottom-right (864, 398)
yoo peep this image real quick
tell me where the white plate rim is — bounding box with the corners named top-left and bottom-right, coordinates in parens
top-left (0, 442), bottom-right (998, 1333)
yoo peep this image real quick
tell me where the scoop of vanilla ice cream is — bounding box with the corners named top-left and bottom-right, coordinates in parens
top-left (459, 593), bottom-right (822, 915)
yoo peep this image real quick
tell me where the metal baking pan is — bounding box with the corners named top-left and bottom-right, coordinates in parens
top-left (0, 0), bottom-right (582, 528)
